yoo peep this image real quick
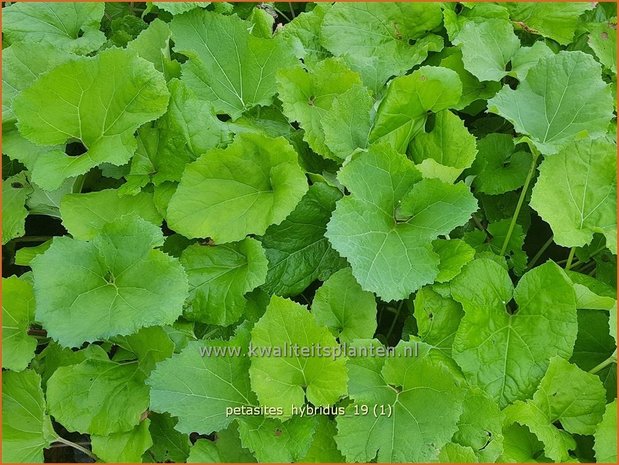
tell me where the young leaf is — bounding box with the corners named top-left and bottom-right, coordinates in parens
top-left (180, 238), bottom-right (268, 326)
top-left (594, 400), bottom-right (618, 463)
top-left (2, 172), bottom-right (32, 244)
top-left (2, 276), bottom-right (37, 372)
top-left (170, 9), bottom-right (296, 118)
top-left (167, 133), bottom-right (308, 242)
top-left (13, 48), bottom-right (170, 190)
top-left (249, 296), bottom-right (348, 417)
top-left (451, 260), bottom-right (578, 407)
top-left (488, 51), bottom-right (614, 155)
top-left (2, 370), bottom-right (55, 463)
top-left (31, 217), bottom-right (188, 347)
top-left (91, 420), bottom-right (153, 463)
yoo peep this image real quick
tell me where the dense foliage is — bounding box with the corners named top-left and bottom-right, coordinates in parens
top-left (2, 1), bottom-right (617, 463)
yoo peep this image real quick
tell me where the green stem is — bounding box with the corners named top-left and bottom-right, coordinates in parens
top-left (53, 436), bottom-right (98, 461)
top-left (565, 248), bottom-right (576, 270)
top-left (527, 235), bottom-right (554, 270)
top-left (500, 151), bottom-right (540, 256)
top-left (385, 300), bottom-right (405, 342)
top-left (589, 353), bottom-right (617, 375)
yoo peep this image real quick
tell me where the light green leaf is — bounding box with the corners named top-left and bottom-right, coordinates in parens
top-left (300, 415), bottom-right (345, 463)
top-left (170, 9), bottom-right (296, 118)
top-left (451, 389), bottom-right (504, 462)
top-left (111, 326), bottom-right (175, 375)
top-left (260, 182), bottom-right (346, 297)
top-left (470, 133), bottom-right (533, 195)
top-left (188, 423), bottom-right (255, 463)
top-left (312, 268), bottom-right (377, 342)
top-left (238, 416), bottom-right (317, 462)
top-left (47, 358), bottom-right (149, 435)
top-left (34, 342), bottom-right (108, 386)
top-left (2, 370), bottom-right (55, 463)
top-left (60, 189), bottom-right (162, 240)
top-left (594, 400), bottom-right (617, 463)
top-left (531, 138), bottom-right (617, 254)
top-left (320, 2), bottom-right (443, 91)
top-left (279, 4), bottom-right (330, 66)
top-left (249, 296), bottom-right (347, 417)
top-left (451, 260), bottom-right (578, 407)
top-left (2, 276), bottom-right (37, 372)
top-left (453, 19), bottom-right (520, 81)
top-left (510, 42), bottom-right (555, 81)
top-left (167, 133), bottom-right (307, 243)
top-left (589, 19), bottom-right (617, 73)
top-left (507, 2), bottom-right (595, 45)
top-left (147, 413), bottom-right (190, 463)
top-left (433, 239), bottom-right (476, 283)
top-left (370, 67), bottom-right (462, 153)
top-left (127, 18), bottom-right (180, 77)
top-left (277, 59), bottom-right (362, 159)
top-left (438, 443), bottom-right (478, 462)
top-left (409, 110), bottom-right (477, 183)
top-left (335, 341), bottom-right (466, 462)
top-left (487, 51), bottom-right (614, 155)
top-left (147, 329), bottom-right (256, 434)
top-left (326, 145), bottom-right (477, 301)
top-left (2, 172), bottom-right (32, 244)
top-left (153, 2), bottom-right (209, 15)
top-left (500, 424), bottom-right (549, 462)
top-left (2, 2), bottom-right (105, 54)
top-left (91, 420), bottom-right (153, 463)
top-left (503, 357), bottom-right (606, 461)
top-left (414, 286), bottom-right (464, 356)
top-left (31, 217), bottom-right (188, 347)
top-left (180, 238), bottom-right (268, 326)
top-left (13, 48), bottom-right (169, 190)
top-left (2, 43), bottom-right (73, 124)
top-left (322, 85), bottom-right (373, 160)
top-left (14, 241), bottom-right (52, 267)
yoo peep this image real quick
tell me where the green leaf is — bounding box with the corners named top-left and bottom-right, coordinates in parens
top-left (507, 2), bottom-right (595, 45)
top-left (451, 259), bottom-right (578, 407)
top-left (238, 416), bottom-right (317, 462)
top-left (13, 48), bottom-right (170, 190)
top-left (451, 389), bottom-right (504, 462)
top-left (326, 145), bottom-right (477, 301)
top-left (438, 443), bottom-right (478, 462)
top-left (531, 138), bottom-right (617, 254)
top-left (147, 328), bottom-right (256, 434)
top-left (594, 400), bottom-right (617, 463)
top-left (260, 182), bottom-right (346, 297)
top-left (409, 110), bottom-right (478, 183)
top-left (147, 413), bottom-right (191, 463)
top-left (2, 370), bottom-right (55, 463)
top-left (111, 326), bottom-right (175, 374)
top-left (33, 342), bottom-right (108, 386)
top-left (414, 287), bottom-right (463, 357)
top-left (167, 133), bottom-right (308, 242)
top-left (47, 358), bottom-right (149, 435)
top-left (91, 419), bottom-right (153, 463)
top-left (188, 423), bottom-right (256, 463)
top-left (249, 296), bottom-right (347, 417)
top-left (320, 2), bottom-right (443, 91)
top-left (312, 268), bottom-right (377, 342)
top-left (500, 424), bottom-right (549, 462)
top-left (127, 18), bottom-right (180, 77)
top-left (335, 341), bottom-right (466, 462)
top-left (2, 276), bottom-right (37, 372)
top-left (153, 2), bottom-right (209, 16)
top-left (510, 42), bottom-right (555, 81)
top-left (370, 67), bottom-right (462, 153)
top-left (180, 238), bottom-right (268, 326)
top-left (170, 9), bottom-right (296, 119)
top-left (60, 189), bottom-right (162, 240)
top-left (453, 19), bottom-right (520, 81)
top-left (2, 2), bottom-right (106, 54)
top-left (277, 59), bottom-right (363, 159)
top-left (2, 172), bottom-right (32, 244)
top-left (14, 241), bottom-right (52, 267)
top-left (503, 357), bottom-right (606, 461)
top-left (470, 133), bottom-right (533, 195)
top-left (2, 43), bottom-right (73, 124)
top-left (322, 85), bottom-right (373, 160)
top-left (300, 415), bottom-right (345, 462)
top-left (487, 51), bottom-right (614, 154)
top-left (31, 217), bottom-right (188, 347)
top-left (589, 19), bottom-right (617, 73)
top-left (279, 4), bottom-right (330, 67)
top-left (433, 239), bottom-right (476, 283)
